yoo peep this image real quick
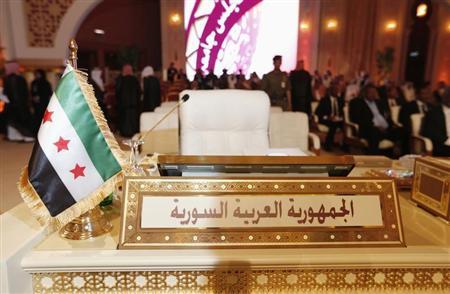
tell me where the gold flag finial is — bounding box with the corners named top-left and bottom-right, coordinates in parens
top-left (68, 38), bottom-right (78, 69)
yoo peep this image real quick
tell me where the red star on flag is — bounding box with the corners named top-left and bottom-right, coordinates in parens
top-left (53, 137), bottom-right (70, 152)
top-left (70, 164), bottom-right (86, 179)
top-left (42, 110), bottom-right (54, 124)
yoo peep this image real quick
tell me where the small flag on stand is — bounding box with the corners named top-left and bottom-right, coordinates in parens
top-left (18, 64), bottom-right (125, 232)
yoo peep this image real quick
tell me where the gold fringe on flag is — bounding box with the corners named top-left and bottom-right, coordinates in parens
top-left (18, 168), bottom-right (123, 233)
top-left (17, 66), bottom-right (126, 233)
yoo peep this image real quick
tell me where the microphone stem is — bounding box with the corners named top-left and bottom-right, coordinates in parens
top-left (140, 100), bottom-right (184, 142)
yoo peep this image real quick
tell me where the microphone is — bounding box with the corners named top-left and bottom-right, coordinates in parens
top-left (140, 94), bottom-right (190, 141)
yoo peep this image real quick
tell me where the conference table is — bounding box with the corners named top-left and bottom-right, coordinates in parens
top-left (6, 156), bottom-right (450, 293)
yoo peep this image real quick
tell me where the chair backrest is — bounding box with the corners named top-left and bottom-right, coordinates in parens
top-left (270, 106), bottom-right (283, 113)
top-left (140, 112), bottom-right (178, 132)
top-left (160, 101), bottom-right (178, 108)
top-left (179, 89), bottom-right (270, 155)
top-left (390, 105), bottom-right (401, 125)
top-left (311, 101), bottom-right (319, 114)
top-left (410, 113), bottom-right (424, 136)
top-left (343, 105), bottom-right (351, 123)
top-left (269, 112), bottom-right (309, 151)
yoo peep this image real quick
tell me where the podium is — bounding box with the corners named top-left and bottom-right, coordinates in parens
top-left (18, 162), bottom-right (450, 293)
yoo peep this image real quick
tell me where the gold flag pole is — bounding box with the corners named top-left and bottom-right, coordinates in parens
top-left (60, 39), bottom-right (113, 240)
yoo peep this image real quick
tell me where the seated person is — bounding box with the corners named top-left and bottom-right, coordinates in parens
top-left (399, 82), bottom-right (432, 135)
top-left (349, 84), bottom-right (407, 155)
top-left (315, 82), bottom-right (344, 150)
top-left (381, 85), bottom-right (406, 108)
top-left (421, 87), bottom-right (450, 156)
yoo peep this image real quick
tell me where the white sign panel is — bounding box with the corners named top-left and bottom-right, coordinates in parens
top-left (141, 195), bottom-right (383, 229)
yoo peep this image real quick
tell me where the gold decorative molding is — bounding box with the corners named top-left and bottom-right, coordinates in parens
top-left (32, 268), bottom-right (450, 293)
top-left (24, 0), bottom-right (75, 47)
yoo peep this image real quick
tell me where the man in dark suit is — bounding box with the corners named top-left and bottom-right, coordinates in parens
top-left (315, 82), bottom-right (344, 150)
top-left (349, 84), bottom-right (406, 155)
top-left (289, 60), bottom-right (313, 114)
top-left (399, 83), bottom-right (432, 134)
top-left (398, 83), bottom-right (433, 154)
top-left (421, 87), bottom-right (450, 156)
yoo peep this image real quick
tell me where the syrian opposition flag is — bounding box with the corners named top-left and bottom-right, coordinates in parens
top-left (18, 64), bottom-right (125, 232)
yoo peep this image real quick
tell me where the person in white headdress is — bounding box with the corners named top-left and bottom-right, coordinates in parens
top-left (141, 66), bottom-right (160, 111)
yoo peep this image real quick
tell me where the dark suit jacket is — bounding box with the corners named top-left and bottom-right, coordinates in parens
top-left (315, 95), bottom-right (344, 124)
top-left (289, 69), bottom-right (312, 113)
top-left (399, 100), bottom-right (427, 132)
top-left (421, 105), bottom-right (448, 146)
top-left (349, 97), bottom-right (392, 137)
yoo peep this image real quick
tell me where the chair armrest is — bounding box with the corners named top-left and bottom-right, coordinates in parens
top-left (411, 135), bottom-right (433, 154)
top-left (312, 114), bottom-right (319, 124)
top-left (308, 132), bottom-right (321, 155)
top-left (343, 121), bottom-right (359, 138)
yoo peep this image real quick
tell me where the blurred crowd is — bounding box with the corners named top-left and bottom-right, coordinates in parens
top-left (1, 57), bottom-right (448, 157)
top-left (184, 55), bottom-right (449, 156)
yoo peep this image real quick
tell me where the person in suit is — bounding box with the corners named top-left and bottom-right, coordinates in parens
top-left (3, 62), bottom-right (34, 142)
top-left (289, 60), bottom-right (313, 114)
top-left (141, 66), bottom-right (161, 112)
top-left (31, 69), bottom-right (52, 134)
top-left (115, 64), bottom-right (141, 137)
top-left (421, 87), bottom-right (450, 156)
top-left (315, 82), bottom-right (344, 150)
top-left (349, 84), bottom-right (406, 155)
top-left (379, 85), bottom-right (406, 109)
top-left (399, 83), bottom-right (432, 134)
top-left (398, 83), bottom-right (434, 154)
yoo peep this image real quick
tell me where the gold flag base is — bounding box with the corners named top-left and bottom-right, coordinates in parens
top-left (60, 206), bottom-right (112, 240)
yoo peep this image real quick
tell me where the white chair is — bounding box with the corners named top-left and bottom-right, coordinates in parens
top-left (343, 106), bottom-right (394, 150)
top-left (390, 105), bottom-right (402, 127)
top-left (269, 112), bottom-right (320, 155)
top-left (136, 112), bottom-right (179, 154)
top-left (140, 112), bottom-right (178, 132)
top-left (270, 106), bottom-right (283, 113)
top-left (160, 101), bottom-right (178, 109)
top-left (179, 90), bottom-right (270, 155)
top-left (410, 113), bottom-right (433, 155)
top-left (311, 100), bottom-right (329, 133)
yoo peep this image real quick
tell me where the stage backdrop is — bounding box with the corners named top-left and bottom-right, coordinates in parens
top-left (184, 0), bottom-right (299, 79)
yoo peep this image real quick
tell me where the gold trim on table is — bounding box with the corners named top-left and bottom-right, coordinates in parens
top-left (32, 268), bottom-right (450, 293)
top-left (119, 177), bottom-right (404, 249)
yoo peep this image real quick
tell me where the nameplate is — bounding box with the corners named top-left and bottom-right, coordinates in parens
top-left (119, 178), bottom-right (404, 249)
top-left (412, 157), bottom-right (450, 221)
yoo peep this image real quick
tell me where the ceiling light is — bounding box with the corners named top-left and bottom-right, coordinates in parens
top-left (416, 3), bottom-right (428, 18)
top-left (94, 29), bottom-right (105, 35)
top-left (326, 19), bottom-right (338, 30)
top-left (385, 21), bottom-right (397, 31)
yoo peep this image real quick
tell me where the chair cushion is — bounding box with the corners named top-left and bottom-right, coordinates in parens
top-left (360, 138), bottom-right (394, 149)
top-left (179, 90), bottom-right (270, 155)
top-left (269, 112), bottom-right (309, 151)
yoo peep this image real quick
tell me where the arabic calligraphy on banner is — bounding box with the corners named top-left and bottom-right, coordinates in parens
top-left (140, 195), bottom-right (383, 229)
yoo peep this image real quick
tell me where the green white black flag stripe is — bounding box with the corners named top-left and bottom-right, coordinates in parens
top-left (19, 64), bottom-right (125, 232)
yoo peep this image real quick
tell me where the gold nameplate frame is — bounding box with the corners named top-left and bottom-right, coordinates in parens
top-left (412, 157), bottom-right (450, 221)
top-left (119, 177), bottom-right (405, 249)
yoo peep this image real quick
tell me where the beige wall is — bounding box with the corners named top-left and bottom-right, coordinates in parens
top-left (303, 0), bottom-right (450, 85)
top-left (297, 0), bottom-right (321, 71)
top-left (160, 0), bottom-right (185, 75)
top-left (428, 3), bottom-right (450, 86)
